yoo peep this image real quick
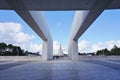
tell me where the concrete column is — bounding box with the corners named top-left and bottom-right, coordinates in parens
top-left (68, 40), bottom-right (78, 60)
top-left (29, 11), bottom-right (53, 60)
top-left (71, 40), bottom-right (78, 60)
top-left (68, 11), bottom-right (89, 60)
top-left (42, 40), bottom-right (53, 60)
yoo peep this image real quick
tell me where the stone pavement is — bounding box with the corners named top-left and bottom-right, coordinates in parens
top-left (0, 60), bottom-right (120, 80)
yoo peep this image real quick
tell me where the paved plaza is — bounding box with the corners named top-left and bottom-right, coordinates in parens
top-left (0, 60), bottom-right (120, 80)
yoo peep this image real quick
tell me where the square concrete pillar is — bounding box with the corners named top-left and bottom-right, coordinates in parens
top-left (68, 40), bottom-right (78, 60)
top-left (42, 40), bottom-right (53, 60)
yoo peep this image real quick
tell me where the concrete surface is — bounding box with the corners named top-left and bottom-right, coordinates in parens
top-left (0, 60), bottom-right (120, 80)
top-left (1, 0), bottom-right (120, 10)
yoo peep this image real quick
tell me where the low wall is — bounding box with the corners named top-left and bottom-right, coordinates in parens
top-left (78, 56), bottom-right (120, 61)
top-left (0, 56), bottom-right (42, 61)
top-left (0, 56), bottom-right (120, 61)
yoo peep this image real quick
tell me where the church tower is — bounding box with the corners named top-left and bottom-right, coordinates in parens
top-left (57, 44), bottom-right (64, 56)
top-left (60, 44), bottom-right (62, 51)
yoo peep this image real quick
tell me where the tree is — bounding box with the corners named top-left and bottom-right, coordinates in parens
top-left (0, 42), bottom-right (7, 55)
top-left (8, 44), bottom-right (13, 48)
top-left (0, 42), bottom-right (36, 56)
top-left (96, 50), bottom-right (103, 55)
top-left (96, 45), bottom-right (120, 56)
top-left (103, 48), bottom-right (110, 56)
top-left (17, 46), bottom-right (25, 56)
top-left (111, 45), bottom-right (120, 55)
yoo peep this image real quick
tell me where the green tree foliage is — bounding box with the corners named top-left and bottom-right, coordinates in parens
top-left (0, 42), bottom-right (26, 56)
top-left (0, 42), bottom-right (40, 56)
top-left (96, 50), bottom-right (104, 55)
top-left (104, 48), bottom-right (110, 55)
top-left (96, 45), bottom-right (120, 56)
top-left (111, 45), bottom-right (120, 55)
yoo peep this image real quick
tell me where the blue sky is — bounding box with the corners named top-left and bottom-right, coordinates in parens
top-left (45, 11), bottom-right (75, 48)
top-left (0, 10), bottom-right (120, 53)
top-left (79, 10), bottom-right (120, 43)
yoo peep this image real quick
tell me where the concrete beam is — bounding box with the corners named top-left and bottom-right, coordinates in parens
top-left (17, 11), bottom-right (48, 41)
top-left (1, 0), bottom-right (120, 10)
top-left (69, 0), bottom-right (113, 60)
top-left (74, 0), bottom-right (114, 40)
top-left (5, 0), bottom-right (53, 60)
top-left (4, 0), bottom-right (47, 41)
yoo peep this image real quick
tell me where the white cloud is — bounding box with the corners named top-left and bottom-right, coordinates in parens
top-left (15, 32), bottom-right (34, 44)
top-left (29, 43), bottom-right (42, 53)
top-left (106, 40), bottom-right (120, 50)
top-left (91, 40), bottom-right (120, 52)
top-left (0, 23), bottom-right (66, 54)
top-left (78, 40), bottom-right (120, 53)
top-left (91, 42), bottom-right (105, 52)
top-left (0, 22), bottom-right (21, 33)
top-left (78, 40), bottom-right (89, 53)
top-left (0, 22), bottom-right (35, 51)
top-left (0, 22), bottom-right (34, 45)
top-left (53, 40), bottom-right (60, 51)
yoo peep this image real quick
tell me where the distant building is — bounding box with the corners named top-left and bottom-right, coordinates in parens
top-left (57, 44), bottom-right (64, 56)
top-left (53, 44), bottom-right (64, 59)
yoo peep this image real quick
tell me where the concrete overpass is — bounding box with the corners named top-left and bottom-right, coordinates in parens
top-left (0, 0), bottom-right (120, 60)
